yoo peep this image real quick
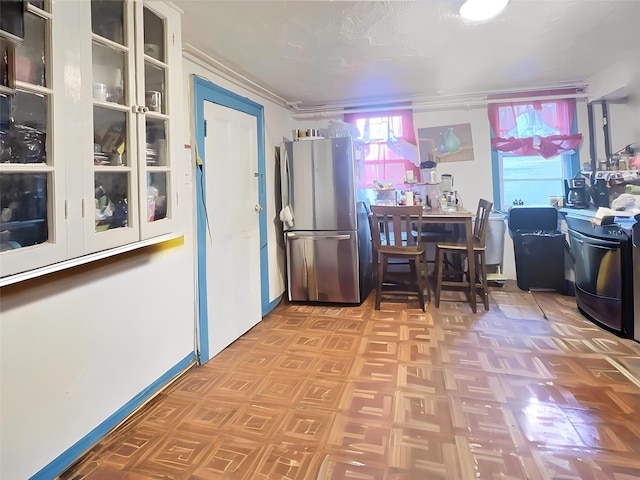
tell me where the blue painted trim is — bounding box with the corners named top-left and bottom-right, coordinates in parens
top-left (488, 123), bottom-right (502, 209)
top-left (30, 353), bottom-right (195, 480)
top-left (192, 76), bottom-right (269, 364)
top-left (569, 103), bottom-right (581, 177)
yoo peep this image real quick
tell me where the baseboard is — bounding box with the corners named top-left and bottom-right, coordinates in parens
top-left (30, 353), bottom-right (196, 480)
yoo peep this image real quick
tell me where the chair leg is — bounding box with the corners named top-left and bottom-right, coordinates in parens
top-left (478, 251), bottom-right (489, 310)
top-left (375, 255), bottom-right (386, 310)
top-left (412, 256), bottom-right (426, 312)
top-left (421, 252), bottom-right (431, 304)
top-left (435, 247), bottom-right (443, 308)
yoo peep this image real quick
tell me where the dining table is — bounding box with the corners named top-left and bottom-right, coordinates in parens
top-left (416, 204), bottom-right (477, 313)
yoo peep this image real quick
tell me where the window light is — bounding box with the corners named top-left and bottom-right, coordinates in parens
top-left (460, 0), bottom-right (509, 22)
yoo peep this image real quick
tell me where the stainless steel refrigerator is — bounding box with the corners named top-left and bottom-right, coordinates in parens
top-left (280, 136), bottom-right (373, 303)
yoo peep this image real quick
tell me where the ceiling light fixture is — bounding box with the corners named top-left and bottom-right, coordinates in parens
top-left (459, 0), bottom-right (509, 22)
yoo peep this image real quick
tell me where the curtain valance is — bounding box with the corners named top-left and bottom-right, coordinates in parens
top-left (488, 91), bottom-right (582, 158)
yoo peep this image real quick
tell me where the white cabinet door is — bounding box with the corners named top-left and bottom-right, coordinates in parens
top-left (84, 0), bottom-right (181, 253)
top-left (0, 0), bottom-right (183, 280)
top-left (0, 2), bottom-right (67, 277)
top-left (85, 0), bottom-right (140, 252)
top-left (135, 1), bottom-right (181, 240)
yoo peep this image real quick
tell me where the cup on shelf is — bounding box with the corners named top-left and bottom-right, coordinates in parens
top-left (93, 82), bottom-right (108, 102)
top-left (145, 91), bottom-right (162, 112)
top-left (144, 43), bottom-right (161, 59)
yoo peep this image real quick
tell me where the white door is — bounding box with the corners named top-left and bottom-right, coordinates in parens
top-left (203, 101), bottom-right (261, 361)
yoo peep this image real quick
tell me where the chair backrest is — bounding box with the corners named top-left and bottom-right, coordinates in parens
top-left (473, 199), bottom-right (494, 246)
top-left (370, 205), bottom-right (424, 247)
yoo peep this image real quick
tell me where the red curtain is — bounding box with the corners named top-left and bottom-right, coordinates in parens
top-left (487, 91), bottom-right (582, 158)
top-left (344, 109), bottom-right (419, 187)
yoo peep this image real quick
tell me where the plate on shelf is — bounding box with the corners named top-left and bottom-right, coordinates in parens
top-left (94, 153), bottom-right (110, 165)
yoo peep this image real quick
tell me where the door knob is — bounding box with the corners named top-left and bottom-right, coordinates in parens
top-left (255, 204), bottom-right (263, 212)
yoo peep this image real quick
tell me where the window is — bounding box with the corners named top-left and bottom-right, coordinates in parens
top-left (488, 92), bottom-right (583, 210)
top-left (499, 153), bottom-right (568, 208)
top-left (344, 109), bottom-right (419, 189)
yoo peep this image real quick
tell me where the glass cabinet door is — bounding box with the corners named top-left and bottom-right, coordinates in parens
top-left (0, 1), bottom-right (66, 275)
top-left (90, 0), bottom-right (138, 243)
top-left (137, 4), bottom-right (172, 236)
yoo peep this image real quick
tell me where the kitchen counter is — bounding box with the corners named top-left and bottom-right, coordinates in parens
top-left (559, 207), bottom-right (597, 219)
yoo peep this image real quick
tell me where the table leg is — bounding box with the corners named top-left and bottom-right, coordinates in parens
top-left (465, 218), bottom-right (477, 313)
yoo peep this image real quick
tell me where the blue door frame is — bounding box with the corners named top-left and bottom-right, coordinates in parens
top-left (192, 75), bottom-right (271, 362)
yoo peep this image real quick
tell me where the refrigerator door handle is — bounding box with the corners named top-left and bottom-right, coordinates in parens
top-left (288, 233), bottom-right (351, 241)
top-left (281, 147), bottom-right (291, 209)
top-left (306, 234), bottom-right (352, 241)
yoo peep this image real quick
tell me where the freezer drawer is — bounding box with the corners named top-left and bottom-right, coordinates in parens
top-left (286, 231), bottom-right (360, 303)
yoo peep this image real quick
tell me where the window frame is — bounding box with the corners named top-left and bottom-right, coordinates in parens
top-left (344, 109), bottom-right (420, 189)
top-left (489, 96), bottom-right (582, 211)
top-left (494, 151), bottom-right (574, 210)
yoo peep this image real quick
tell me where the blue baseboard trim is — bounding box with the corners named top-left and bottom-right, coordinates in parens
top-left (30, 352), bottom-right (196, 480)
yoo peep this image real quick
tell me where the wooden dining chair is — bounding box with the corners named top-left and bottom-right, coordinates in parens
top-left (369, 205), bottom-right (430, 311)
top-left (434, 199), bottom-right (493, 311)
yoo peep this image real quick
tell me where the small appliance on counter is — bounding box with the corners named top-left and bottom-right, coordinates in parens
top-left (591, 177), bottom-right (610, 207)
top-left (564, 177), bottom-right (589, 208)
top-left (440, 173), bottom-right (453, 194)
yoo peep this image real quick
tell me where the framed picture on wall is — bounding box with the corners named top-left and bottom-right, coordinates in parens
top-left (418, 123), bottom-right (474, 164)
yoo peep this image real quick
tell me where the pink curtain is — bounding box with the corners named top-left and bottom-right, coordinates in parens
top-left (487, 90), bottom-right (582, 158)
top-left (344, 109), bottom-right (419, 187)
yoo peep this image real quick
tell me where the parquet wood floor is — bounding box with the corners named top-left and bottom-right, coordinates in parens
top-left (60, 282), bottom-right (640, 479)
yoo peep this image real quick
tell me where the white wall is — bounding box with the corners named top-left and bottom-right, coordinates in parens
top-left (1, 241), bottom-right (197, 479)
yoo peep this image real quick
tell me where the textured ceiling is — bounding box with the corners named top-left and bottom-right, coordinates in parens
top-left (177, 1), bottom-right (640, 111)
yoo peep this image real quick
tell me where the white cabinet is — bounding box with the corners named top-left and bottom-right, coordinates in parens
top-left (0, 0), bottom-right (182, 278)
